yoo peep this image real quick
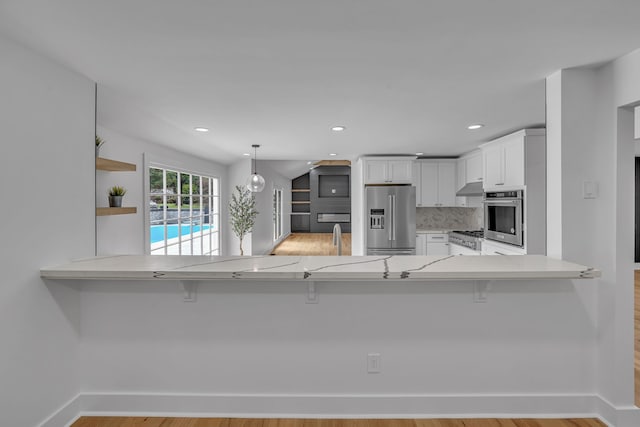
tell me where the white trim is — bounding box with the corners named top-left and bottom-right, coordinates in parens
top-left (145, 157), bottom-right (221, 256)
top-left (39, 392), bottom-right (632, 425)
top-left (38, 394), bottom-right (82, 427)
top-left (595, 395), bottom-right (640, 427)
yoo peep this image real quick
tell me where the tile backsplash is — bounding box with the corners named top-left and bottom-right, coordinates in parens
top-left (416, 207), bottom-right (483, 230)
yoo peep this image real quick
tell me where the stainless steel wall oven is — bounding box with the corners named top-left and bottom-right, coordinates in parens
top-left (484, 190), bottom-right (523, 247)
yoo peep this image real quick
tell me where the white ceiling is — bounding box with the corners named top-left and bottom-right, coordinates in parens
top-left (1, 1), bottom-right (640, 165)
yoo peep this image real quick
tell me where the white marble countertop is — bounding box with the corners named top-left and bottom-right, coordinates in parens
top-left (40, 255), bottom-right (600, 281)
top-left (416, 229), bottom-right (452, 234)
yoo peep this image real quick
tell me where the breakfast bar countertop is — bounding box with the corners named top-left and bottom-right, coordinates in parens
top-left (40, 255), bottom-right (600, 282)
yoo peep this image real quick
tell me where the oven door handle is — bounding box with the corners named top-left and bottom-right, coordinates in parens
top-left (483, 199), bottom-right (520, 204)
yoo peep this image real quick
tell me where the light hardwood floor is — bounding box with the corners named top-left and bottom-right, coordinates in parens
top-left (634, 270), bottom-right (640, 406)
top-left (71, 418), bottom-right (606, 427)
top-left (271, 233), bottom-right (352, 256)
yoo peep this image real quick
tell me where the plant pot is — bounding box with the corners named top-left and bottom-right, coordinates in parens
top-left (109, 196), bottom-right (123, 208)
top-left (96, 146), bottom-right (100, 157)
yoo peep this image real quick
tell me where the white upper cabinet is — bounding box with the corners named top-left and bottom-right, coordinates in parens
top-left (465, 151), bottom-right (483, 183)
top-left (437, 161), bottom-right (457, 207)
top-left (456, 158), bottom-right (466, 191)
top-left (364, 160), bottom-right (387, 183)
top-left (363, 157), bottom-right (414, 184)
top-left (503, 137), bottom-right (525, 187)
top-left (419, 162), bottom-right (439, 206)
top-left (417, 160), bottom-right (456, 207)
top-left (412, 161), bottom-right (422, 206)
top-left (480, 129), bottom-right (545, 191)
top-left (483, 143), bottom-right (505, 188)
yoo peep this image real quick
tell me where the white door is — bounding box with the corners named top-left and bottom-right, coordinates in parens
top-left (413, 162), bottom-right (422, 206)
top-left (437, 162), bottom-right (457, 207)
top-left (364, 160), bottom-right (388, 184)
top-left (387, 160), bottom-right (413, 183)
top-left (503, 138), bottom-right (525, 187)
top-left (420, 162), bottom-right (439, 206)
top-left (427, 242), bottom-right (449, 255)
top-left (455, 158), bottom-right (466, 207)
top-left (465, 152), bottom-right (483, 183)
top-left (416, 234), bottom-right (427, 255)
top-left (483, 144), bottom-right (503, 188)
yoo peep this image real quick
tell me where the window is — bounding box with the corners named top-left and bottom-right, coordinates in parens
top-left (149, 166), bottom-right (220, 255)
top-left (273, 188), bottom-right (283, 241)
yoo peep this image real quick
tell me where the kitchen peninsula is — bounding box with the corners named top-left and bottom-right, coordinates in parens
top-left (41, 254), bottom-right (599, 281)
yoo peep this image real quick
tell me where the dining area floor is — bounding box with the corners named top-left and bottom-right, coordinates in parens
top-left (271, 233), bottom-right (352, 256)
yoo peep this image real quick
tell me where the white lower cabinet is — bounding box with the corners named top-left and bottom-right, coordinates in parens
top-left (416, 234), bottom-right (427, 255)
top-left (449, 243), bottom-right (481, 256)
top-left (481, 239), bottom-right (526, 255)
top-left (426, 233), bottom-right (449, 255)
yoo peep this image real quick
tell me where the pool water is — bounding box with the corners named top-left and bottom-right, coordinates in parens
top-left (150, 224), bottom-right (212, 244)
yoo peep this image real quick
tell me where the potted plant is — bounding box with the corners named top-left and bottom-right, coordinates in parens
top-left (95, 135), bottom-right (105, 157)
top-left (108, 185), bottom-right (127, 208)
top-left (229, 185), bottom-right (258, 255)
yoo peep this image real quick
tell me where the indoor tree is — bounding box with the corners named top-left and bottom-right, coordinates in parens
top-left (229, 185), bottom-right (258, 255)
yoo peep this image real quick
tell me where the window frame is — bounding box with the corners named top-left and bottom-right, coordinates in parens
top-left (273, 187), bottom-right (283, 242)
top-left (144, 155), bottom-right (221, 256)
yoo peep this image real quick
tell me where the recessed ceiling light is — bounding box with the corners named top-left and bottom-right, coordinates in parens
top-left (416, 152), bottom-right (424, 156)
top-left (194, 127), bottom-right (209, 132)
top-left (467, 124), bottom-right (484, 130)
top-left (329, 153), bottom-right (337, 156)
top-left (331, 126), bottom-right (346, 132)
top-left (242, 153), bottom-right (251, 156)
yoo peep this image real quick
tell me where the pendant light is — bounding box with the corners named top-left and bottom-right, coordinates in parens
top-left (246, 144), bottom-right (265, 192)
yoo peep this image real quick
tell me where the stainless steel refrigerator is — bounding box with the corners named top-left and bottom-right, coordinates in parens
top-left (366, 185), bottom-right (416, 255)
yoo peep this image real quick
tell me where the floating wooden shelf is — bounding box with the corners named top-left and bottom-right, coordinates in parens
top-left (291, 189), bottom-right (311, 192)
top-left (291, 201), bottom-right (311, 204)
top-left (96, 157), bottom-right (136, 172)
top-left (314, 160), bottom-right (351, 166)
top-left (96, 207), bottom-right (137, 216)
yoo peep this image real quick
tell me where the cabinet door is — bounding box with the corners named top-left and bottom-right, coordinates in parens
top-left (416, 234), bottom-right (427, 255)
top-left (456, 158), bottom-right (466, 190)
top-left (503, 138), bottom-right (525, 187)
top-left (427, 242), bottom-right (449, 256)
top-left (387, 160), bottom-right (413, 183)
top-left (420, 162), bottom-right (439, 207)
top-left (483, 144), bottom-right (503, 188)
top-left (364, 160), bottom-right (388, 184)
top-left (465, 152), bottom-right (483, 183)
top-left (413, 162), bottom-right (422, 206)
top-left (437, 162), bottom-right (457, 207)
top-left (455, 158), bottom-right (466, 207)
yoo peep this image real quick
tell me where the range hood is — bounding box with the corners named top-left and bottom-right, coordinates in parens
top-left (455, 181), bottom-right (484, 197)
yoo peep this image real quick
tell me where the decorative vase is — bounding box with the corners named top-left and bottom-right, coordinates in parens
top-left (109, 196), bottom-right (123, 208)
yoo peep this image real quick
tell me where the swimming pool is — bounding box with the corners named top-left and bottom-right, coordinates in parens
top-left (150, 224), bottom-right (212, 244)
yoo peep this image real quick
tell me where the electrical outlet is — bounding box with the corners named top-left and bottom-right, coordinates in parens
top-left (367, 353), bottom-right (381, 373)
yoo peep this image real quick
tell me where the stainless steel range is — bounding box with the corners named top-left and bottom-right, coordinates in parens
top-left (448, 230), bottom-right (484, 252)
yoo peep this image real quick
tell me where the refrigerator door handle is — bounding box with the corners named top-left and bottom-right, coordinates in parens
top-left (392, 194), bottom-right (397, 241)
top-left (388, 194), bottom-right (393, 241)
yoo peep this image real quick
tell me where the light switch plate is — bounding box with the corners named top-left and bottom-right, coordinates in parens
top-left (583, 181), bottom-right (598, 199)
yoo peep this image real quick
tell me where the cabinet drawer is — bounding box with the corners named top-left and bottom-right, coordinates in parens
top-left (426, 233), bottom-right (448, 242)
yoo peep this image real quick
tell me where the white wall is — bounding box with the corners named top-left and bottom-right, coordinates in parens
top-left (78, 278), bottom-right (597, 415)
top-left (546, 49), bottom-right (640, 426)
top-left (0, 35), bottom-right (94, 426)
top-left (546, 68), bottom-right (599, 263)
top-left (250, 160), bottom-right (292, 255)
top-left (96, 126), bottom-right (228, 256)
